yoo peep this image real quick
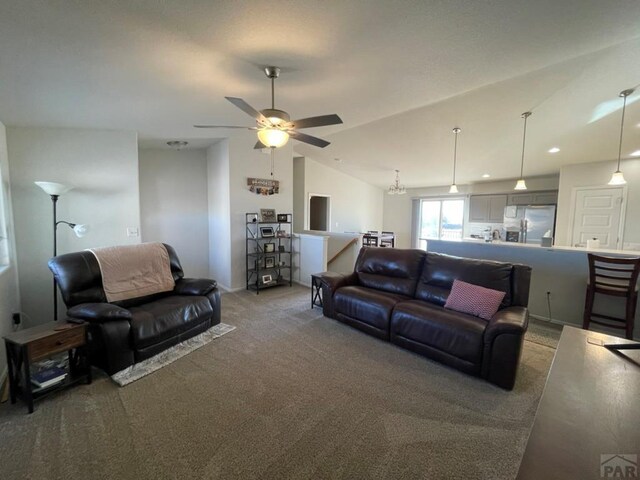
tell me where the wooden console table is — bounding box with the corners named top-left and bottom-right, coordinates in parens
top-left (517, 326), bottom-right (640, 479)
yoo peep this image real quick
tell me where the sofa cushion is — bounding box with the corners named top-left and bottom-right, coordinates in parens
top-left (391, 300), bottom-right (487, 365)
top-left (130, 295), bottom-right (213, 349)
top-left (415, 252), bottom-right (513, 308)
top-left (354, 247), bottom-right (426, 297)
top-left (334, 286), bottom-right (410, 331)
top-left (445, 279), bottom-right (506, 320)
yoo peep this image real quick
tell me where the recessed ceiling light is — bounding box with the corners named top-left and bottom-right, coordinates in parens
top-left (482, 173), bottom-right (491, 178)
top-left (548, 147), bottom-right (560, 153)
top-left (631, 150), bottom-right (640, 157)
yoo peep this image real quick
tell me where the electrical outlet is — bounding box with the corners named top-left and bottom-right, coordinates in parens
top-left (126, 227), bottom-right (139, 237)
top-left (12, 312), bottom-right (20, 325)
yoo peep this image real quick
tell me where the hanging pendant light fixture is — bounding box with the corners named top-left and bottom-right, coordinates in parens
top-left (388, 170), bottom-right (406, 195)
top-left (608, 88), bottom-right (634, 186)
top-left (514, 112), bottom-right (532, 190)
top-left (449, 127), bottom-right (461, 193)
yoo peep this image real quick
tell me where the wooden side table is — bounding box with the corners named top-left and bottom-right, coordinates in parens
top-left (3, 321), bottom-right (91, 413)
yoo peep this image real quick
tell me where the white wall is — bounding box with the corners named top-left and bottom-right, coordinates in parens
top-left (139, 148), bottom-right (209, 278)
top-left (293, 157), bottom-right (305, 233)
top-left (7, 127), bottom-right (140, 324)
top-left (296, 156), bottom-right (384, 234)
top-left (556, 158), bottom-right (640, 247)
top-left (383, 175), bottom-right (559, 249)
top-left (0, 122), bottom-right (20, 378)
top-left (206, 140), bottom-right (232, 290)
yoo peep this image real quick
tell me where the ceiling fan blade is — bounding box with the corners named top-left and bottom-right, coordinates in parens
top-left (289, 131), bottom-right (331, 148)
top-left (193, 125), bottom-right (257, 129)
top-left (254, 140), bottom-right (267, 149)
top-left (225, 97), bottom-right (266, 122)
top-left (292, 114), bottom-right (343, 129)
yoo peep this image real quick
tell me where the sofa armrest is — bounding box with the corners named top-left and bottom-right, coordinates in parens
top-left (482, 306), bottom-right (529, 390)
top-left (174, 278), bottom-right (218, 296)
top-left (314, 271), bottom-right (358, 318)
top-left (67, 303), bottom-right (132, 323)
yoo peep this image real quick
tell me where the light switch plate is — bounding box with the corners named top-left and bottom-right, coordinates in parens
top-left (127, 227), bottom-right (139, 237)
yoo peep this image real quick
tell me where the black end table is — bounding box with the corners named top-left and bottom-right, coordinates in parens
top-left (310, 272), bottom-right (343, 309)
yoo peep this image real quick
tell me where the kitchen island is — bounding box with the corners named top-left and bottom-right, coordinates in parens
top-left (426, 239), bottom-right (640, 339)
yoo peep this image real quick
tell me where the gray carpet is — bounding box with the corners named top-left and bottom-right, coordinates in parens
top-left (0, 286), bottom-right (559, 479)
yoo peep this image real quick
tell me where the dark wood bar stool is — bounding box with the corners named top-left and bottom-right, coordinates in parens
top-left (582, 254), bottom-right (640, 339)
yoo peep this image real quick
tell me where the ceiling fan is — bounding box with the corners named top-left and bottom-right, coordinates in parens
top-left (194, 66), bottom-right (343, 149)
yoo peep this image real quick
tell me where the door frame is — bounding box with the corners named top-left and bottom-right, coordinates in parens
top-left (567, 185), bottom-right (627, 249)
top-left (306, 193), bottom-right (331, 232)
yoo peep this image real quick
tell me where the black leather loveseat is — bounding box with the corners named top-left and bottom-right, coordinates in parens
top-left (316, 247), bottom-right (531, 389)
top-left (48, 244), bottom-right (221, 375)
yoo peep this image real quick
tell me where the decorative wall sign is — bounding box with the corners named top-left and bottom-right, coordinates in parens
top-left (260, 209), bottom-right (277, 222)
top-left (248, 178), bottom-right (279, 195)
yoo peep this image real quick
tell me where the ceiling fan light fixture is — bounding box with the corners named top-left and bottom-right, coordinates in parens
top-left (608, 88), bottom-right (634, 186)
top-left (449, 184), bottom-right (459, 194)
top-left (514, 179), bottom-right (528, 190)
top-left (257, 128), bottom-right (289, 148)
top-left (260, 108), bottom-right (290, 126)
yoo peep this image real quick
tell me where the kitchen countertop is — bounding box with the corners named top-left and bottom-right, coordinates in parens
top-left (426, 238), bottom-right (640, 256)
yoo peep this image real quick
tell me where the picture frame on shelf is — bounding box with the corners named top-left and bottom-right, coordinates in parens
top-left (265, 256), bottom-right (275, 268)
top-left (276, 229), bottom-right (287, 238)
top-left (260, 227), bottom-right (275, 238)
top-left (260, 209), bottom-right (277, 222)
top-left (261, 274), bottom-right (273, 284)
top-left (277, 214), bottom-right (288, 223)
top-left (264, 242), bottom-right (275, 253)
top-left (278, 245), bottom-right (286, 253)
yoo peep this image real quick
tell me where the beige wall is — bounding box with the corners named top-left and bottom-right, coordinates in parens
top-left (295, 157), bottom-right (384, 234)
top-left (556, 158), bottom-right (640, 247)
top-left (7, 127), bottom-right (141, 324)
top-left (139, 148), bottom-right (210, 278)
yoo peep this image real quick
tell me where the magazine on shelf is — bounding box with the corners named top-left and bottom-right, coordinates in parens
top-left (31, 367), bottom-right (67, 389)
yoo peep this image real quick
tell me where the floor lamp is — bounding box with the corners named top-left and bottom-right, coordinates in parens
top-left (35, 181), bottom-right (89, 321)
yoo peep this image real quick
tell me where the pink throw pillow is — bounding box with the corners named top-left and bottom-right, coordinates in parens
top-left (444, 279), bottom-right (506, 320)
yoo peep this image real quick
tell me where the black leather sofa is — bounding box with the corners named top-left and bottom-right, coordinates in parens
top-left (317, 247), bottom-right (531, 389)
top-left (48, 244), bottom-right (221, 375)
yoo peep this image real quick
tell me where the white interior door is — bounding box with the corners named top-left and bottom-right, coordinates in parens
top-left (571, 187), bottom-right (624, 248)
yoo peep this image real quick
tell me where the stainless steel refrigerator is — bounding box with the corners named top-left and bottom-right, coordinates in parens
top-left (502, 205), bottom-right (556, 245)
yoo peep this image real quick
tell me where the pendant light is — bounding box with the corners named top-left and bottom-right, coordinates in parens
top-left (388, 170), bottom-right (406, 195)
top-left (449, 127), bottom-right (461, 193)
top-left (608, 88), bottom-right (634, 185)
top-left (514, 112), bottom-right (531, 190)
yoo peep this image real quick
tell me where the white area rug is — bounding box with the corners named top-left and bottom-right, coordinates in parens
top-left (111, 323), bottom-right (236, 386)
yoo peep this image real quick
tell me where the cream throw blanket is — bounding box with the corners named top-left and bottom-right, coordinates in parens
top-left (89, 243), bottom-right (175, 302)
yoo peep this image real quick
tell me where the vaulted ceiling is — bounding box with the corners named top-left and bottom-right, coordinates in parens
top-left (1, 0), bottom-right (639, 187)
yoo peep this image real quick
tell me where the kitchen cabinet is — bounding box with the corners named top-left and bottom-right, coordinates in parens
top-left (508, 190), bottom-right (558, 206)
top-left (468, 194), bottom-right (507, 223)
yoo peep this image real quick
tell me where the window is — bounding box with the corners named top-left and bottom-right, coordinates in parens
top-left (0, 174), bottom-right (9, 267)
top-left (417, 198), bottom-right (464, 249)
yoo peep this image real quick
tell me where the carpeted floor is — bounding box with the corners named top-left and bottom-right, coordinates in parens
top-left (0, 285), bottom-right (560, 479)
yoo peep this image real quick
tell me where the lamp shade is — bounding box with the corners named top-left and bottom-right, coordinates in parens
top-left (257, 128), bottom-right (289, 148)
top-left (72, 224), bottom-right (89, 238)
top-left (35, 181), bottom-right (73, 196)
top-left (514, 179), bottom-right (528, 190)
top-left (608, 171), bottom-right (627, 185)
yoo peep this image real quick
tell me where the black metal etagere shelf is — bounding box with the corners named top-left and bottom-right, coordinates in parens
top-left (245, 212), bottom-right (293, 294)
